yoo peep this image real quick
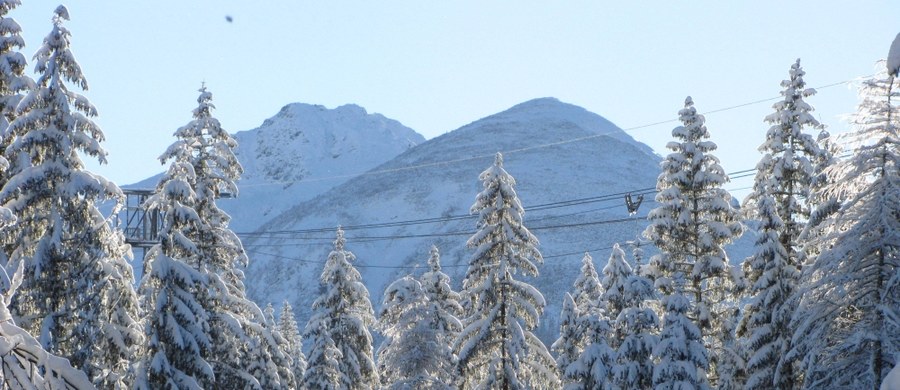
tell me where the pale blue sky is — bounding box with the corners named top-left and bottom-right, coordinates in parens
top-left (13, 1), bottom-right (900, 195)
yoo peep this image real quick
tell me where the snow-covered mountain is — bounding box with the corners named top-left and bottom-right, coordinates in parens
top-left (242, 97), bottom-right (666, 341)
top-left (131, 102), bottom-right (426, 233)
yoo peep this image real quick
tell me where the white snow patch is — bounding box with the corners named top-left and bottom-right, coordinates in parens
top-left (883, 363), bottom-right (900, 390)
top-left (888, 32), bottom-right (900, 76)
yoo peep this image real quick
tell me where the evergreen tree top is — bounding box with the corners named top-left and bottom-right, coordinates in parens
top-left (427, 244), bottom-right (441, 273)
top-left (572, 251), bottom-right (603, 314)
top-left (33, 5), bottom-right (86, 91)
top-left (601, 244), bottom-right (631, 313)
top-left (334, 225), bottom-right (346, 252)
top-left (672, 96), bottom-right (715, 142)
top-left (0, 0), bottom-right (31, 117)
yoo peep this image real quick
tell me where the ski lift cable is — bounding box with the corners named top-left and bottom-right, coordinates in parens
top-left (234, 164), bottom-right (752, 239)
top-left (241, 216), bottom-right (646, 248)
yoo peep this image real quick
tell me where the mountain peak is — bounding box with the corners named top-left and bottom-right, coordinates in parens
top-left (266, 102), bottom-right (369, 124)
top-left (469, 97), bottom-right (656, 157)
top-left (219, 102), bottom-right (425, 232)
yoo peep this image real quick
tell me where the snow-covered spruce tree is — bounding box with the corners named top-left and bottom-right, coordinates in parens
top-left (653, 278), bottom-right (710, 390)
top-left (555, 250), bottom-right (618, 390)
top-left (0, 0), bottom-right (28, 117)
top-left (786, 65), bottom-right (900, 389)
top-left (643, 96), bottom-right (743, 387)
top-left (303, 320), bottom-right (345, 390)
top-left (279, 300), bottom-right (307, 388)
top-left (565, 305), bottom-right (616, 390)
top-left (602, 244), bottom-right (631, 345)
top-left (455, 153), bottom-right (559, 389)
top-left (303, 227), bottom-right (378, 390)
top-left (611, 246), bottom-right (659, 389)
top-left (552, 293), bottom-right (581, 385)
top-left (418, 244), bottom-right (463, 384)
top-left (798, 127), bottom-right (842, 267)
top-left (255, 304), bottom-right (295, 390)
top-left (739, 59), bottom-right (823, 389)
top-left (0, 262), bottom-right (94, 389)
top-left (167, 86), bottom-right (288, 389)
top-left (377, 275), bottom-right (453, 390)
top-left (0, 0), bottom-right (31, 198)
top-left (716, 308), bottom-right (745, 390)
top-left (572, 251), bottom-right (604, 316)
top-left (137, 140), bottom-right (214, 389)
top-left (739, 180), bottom-right (796, 390)
top-left (0, 6), bottom-right (143, 388)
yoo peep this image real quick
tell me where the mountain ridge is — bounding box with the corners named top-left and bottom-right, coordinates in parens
top-left (242, 97), bottom-right (664, 342)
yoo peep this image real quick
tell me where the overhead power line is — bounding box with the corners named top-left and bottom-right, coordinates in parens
top-left (236, 166), bottom-right (762, 239)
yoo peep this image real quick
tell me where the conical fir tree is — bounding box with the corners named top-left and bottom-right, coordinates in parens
top-left (303, 227), bottom-right (378, 390)
top-left (377, 275), bottom-right (453, 390)
top-left (1, 6), bottom-right (142, 388)
top-left (418, 245), bottom-right (463, 385)
top-left (643, 96), bottom-right (743, 387)
top-left (303, 320), bottom-right (344, 390)
top-left (254, 304), bottom-right (295, 390)
top-left (556, 251), bottom-right (617, 390)
top-left (602, 244), bottom-right (632, 341)
top-left (551, 293), bottom-right (581, 384)
top-left (454, 152), bottom-right (559, 389)
top-left (653, 278), bottom-right (710, 390)
top-left (612, 249), bottom-right (658, 390)
top-left (138, 124), bottom-right (214, 389)
top-left (178, 86), bottom-right (287, 389)
top-left (0, 0), bottom-right (31, 201)
top-left (572, 252), bottom-right (604, 316)
top-left (0, 262), bottom-right (95, 389)
top-left (739, 59), bottom-right (823, 389)
top-left (787, 64), bottom-right (900, 389)
top-left (279, 301), bottom-right (307, 388)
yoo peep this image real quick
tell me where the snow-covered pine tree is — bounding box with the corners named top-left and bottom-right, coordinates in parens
top-left (252, 304), bottom-right (295, 390)
top-left (716, 308), bottom-right (745, 390)
top-left (455, 152), bottom-right (559, 389)
top-left (0, 262), bottom-right (94, 389)
top-left (653, 279), bottom-right (711, 390)
top-left (572, 251), bottom-right (604, 316)
top-left (798, 127), bottom-right (842, 266)
top-left (565, 303), bottom-right (616, 390)
top-left (279, 300), bottom-right (307, 388)
top-left (552, 293), bottom-right (581, 386)
top-left (418, 244), bottom-right (463, 384)
top-left (787, 64), bottom-right (900, 389)
top-left (612, 246), bottom-right (659, 390)
top-left (0, 6), bottom-right (143, 388)
top-left (0, 0), bottom-right (28, 117)
top-left (137, 137), bottom-right (215, 389)
top-left (303, 227), bottom-right (378, 390)
top-left (603, 244), bottom-right (631, 346)
top-left (166, 86), bottom-right (288, 389)
top-left (739, 59), bottom-right (823, 389)
top-left (377, 275), bottom-right (452, 390)
top-left (555, 250), bottom-right (618, 390)
top-left (739, 180), bottom-right (795, 390)
top-left (0, 0), bottom-right (31, 200)
top-left (643, 96), bottom-right (743, 387)
top-left (303, 320), bottom-right (345, 390)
